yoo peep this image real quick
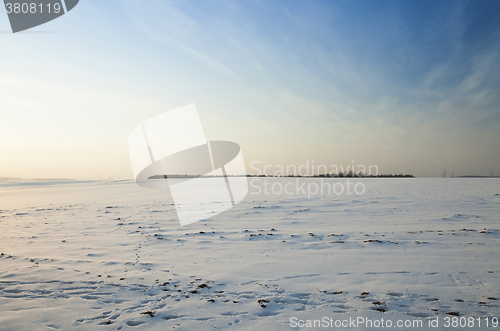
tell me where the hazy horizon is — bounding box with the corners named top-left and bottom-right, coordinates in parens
top-left (1, 0), bottom-right (500, 180)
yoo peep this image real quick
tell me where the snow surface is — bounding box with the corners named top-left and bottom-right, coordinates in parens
top-left (0, 178), bottom-right (499, 330)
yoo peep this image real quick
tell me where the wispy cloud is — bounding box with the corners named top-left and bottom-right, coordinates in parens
top-left (2, 0), bottom-right (499, 178)
top-left (121, 0), bottom-right (239, 79)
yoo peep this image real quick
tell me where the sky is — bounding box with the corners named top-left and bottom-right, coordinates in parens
top-left (1, 0), bottom-right (499, 179)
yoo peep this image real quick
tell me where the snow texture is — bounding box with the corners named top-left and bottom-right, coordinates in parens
top-left (0, 178), bottom-right (499, 330)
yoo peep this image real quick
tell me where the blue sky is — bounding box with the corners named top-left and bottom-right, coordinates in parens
top-left (1, 0), bottom-right (499, 179)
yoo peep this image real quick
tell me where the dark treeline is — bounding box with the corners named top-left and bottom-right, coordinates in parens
top-left (149, 173), bottom-right (414, 179)
top-left (247, 173), bottom-right (414, 178)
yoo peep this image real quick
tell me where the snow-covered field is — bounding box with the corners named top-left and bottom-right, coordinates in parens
top-left (0, 178), bottom-right (499, 330)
